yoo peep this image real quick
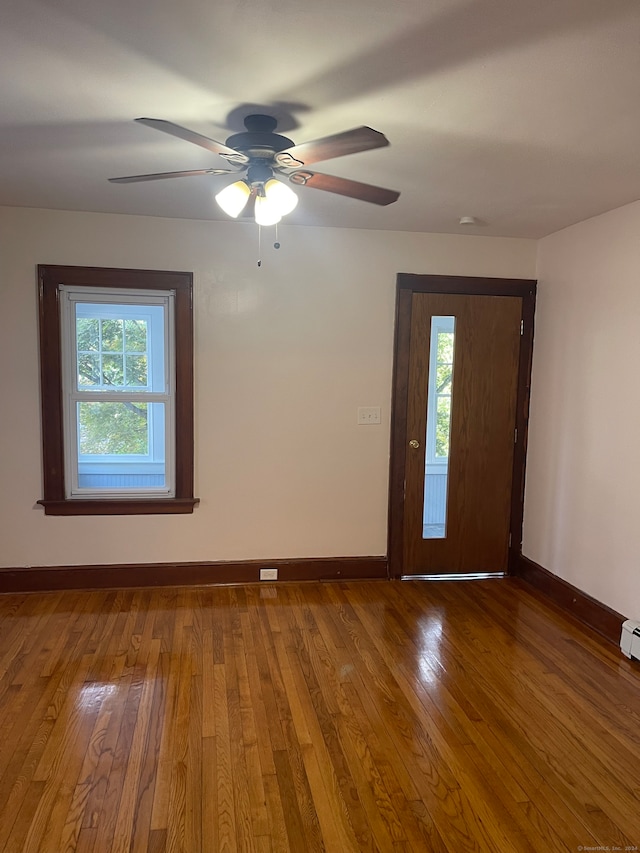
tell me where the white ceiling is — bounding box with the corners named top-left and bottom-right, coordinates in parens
top-left (1, 0), bottom-right (639, 238)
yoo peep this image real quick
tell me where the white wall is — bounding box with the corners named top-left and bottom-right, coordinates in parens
top-left (0, 205), bottom-right (535, 568)
top-left (524, 200), bottom-right (640, 618)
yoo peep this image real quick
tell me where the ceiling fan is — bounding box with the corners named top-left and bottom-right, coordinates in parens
top-left (109, 114), bottom-right (400, 225)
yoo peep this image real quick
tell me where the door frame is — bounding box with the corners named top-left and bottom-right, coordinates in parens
top-left (387, 274), bottom-right (537, 579)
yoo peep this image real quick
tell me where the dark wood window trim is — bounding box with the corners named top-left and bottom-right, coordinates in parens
top-left (37, 265), bottom-right (199, 515)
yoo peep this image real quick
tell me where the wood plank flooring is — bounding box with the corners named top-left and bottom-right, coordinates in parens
top-left (0, 578), bottom-right (638, 852)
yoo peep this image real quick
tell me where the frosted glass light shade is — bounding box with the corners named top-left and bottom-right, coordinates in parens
top-left (215, 181), bottom-right (251, 217)
top-left (254, 194), bottom-right (282, 226)
top-left (263, 179), bottom-right (298, 216)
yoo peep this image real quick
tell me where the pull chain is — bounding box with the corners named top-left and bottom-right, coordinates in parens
top-left (257, 223), bottom-right (283, 266)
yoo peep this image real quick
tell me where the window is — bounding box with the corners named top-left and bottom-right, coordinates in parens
top-left (65, 294), bottom-right (170, 494)
top-left (423, 315), bottom-right (455, 539)
top-left (37, 266), bottom-right (198, 515)
top-left (425, 316), bottom-right (455, 465)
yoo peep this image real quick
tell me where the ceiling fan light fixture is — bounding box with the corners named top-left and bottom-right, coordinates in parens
top-left (254, 193), bottom-right (282, 227)
top-left (263, 178), bottom-right (298, 217)
top-left (215, 180), bottom-right (251, 217)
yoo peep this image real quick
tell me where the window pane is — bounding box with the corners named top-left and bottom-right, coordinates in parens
top-left (125, 355), bottom-right (148, 386)
top-left (75, 303), bottom-right (163, 392)
top-left (423, 316), bottom-right (456, 540)
top-left (437, 331), bottom-right (454, 363)
top-left (124, 319), bottom-right (147, 352)
top-left (76, 401), bottom-right (167, 490)
top-left (77, 318), bottom-right (99, 351)
top-left (78, 353), bottom-right (100, 387)
top-left (102, 354), bottom-right (124, 386)
top-left (78, 401), bottom-right (149, 455)
top-left (101, 319), bottom-right (123, 352)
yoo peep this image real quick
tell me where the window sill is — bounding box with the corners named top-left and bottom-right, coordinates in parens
top-left (37, 497), bottom-right (200, 516)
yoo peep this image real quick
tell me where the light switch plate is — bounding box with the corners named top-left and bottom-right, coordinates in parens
top-left (357, 406), bottom-right (381, 424)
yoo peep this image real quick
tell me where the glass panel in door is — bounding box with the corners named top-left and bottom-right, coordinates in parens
top-left (423, 316), bottom-right (455, 539)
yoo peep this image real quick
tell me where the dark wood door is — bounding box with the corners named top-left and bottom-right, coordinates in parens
top-left (401, 291), bottom-right (522, 576)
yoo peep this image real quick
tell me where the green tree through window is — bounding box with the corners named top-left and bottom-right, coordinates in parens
top-left (434, 331), bottom-right (454, 458)
top-left (76, 314), bottom-right (150, 456)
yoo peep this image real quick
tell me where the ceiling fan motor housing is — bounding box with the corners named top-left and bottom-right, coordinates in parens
top-left (225, 114), bottom-right (294, 159)
top-left (246, 162), bottom-right (274, 186)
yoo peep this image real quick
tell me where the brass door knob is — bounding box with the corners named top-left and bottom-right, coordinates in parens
top-left (409, 439), bottom-right (420, 449)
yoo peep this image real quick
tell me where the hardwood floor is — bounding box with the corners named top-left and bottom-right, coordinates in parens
top-left (0, 578), bottom-right (638, 852)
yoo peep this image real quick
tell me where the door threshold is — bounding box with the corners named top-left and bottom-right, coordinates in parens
top-left (401, 572), bottom-right (506, 581)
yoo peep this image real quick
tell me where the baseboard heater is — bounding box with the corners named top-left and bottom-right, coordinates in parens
top-left (401, 573), bottom-right (506, 581)
top-left (620, 620), bottom-right (640, 661)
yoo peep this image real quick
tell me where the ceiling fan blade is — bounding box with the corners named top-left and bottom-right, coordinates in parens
top-left (289, 170), bottom-right (399, 206)
top-left (276, 126), bottom-right (389, 167)
top-left (135, 118), bottom-right (249, 164)
top-left (109, 168), bottom-right (233, 184)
